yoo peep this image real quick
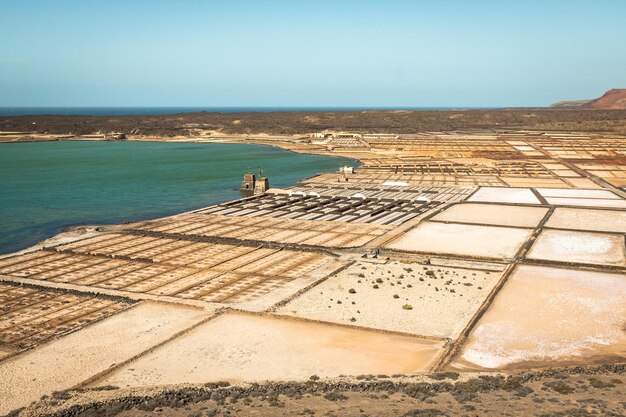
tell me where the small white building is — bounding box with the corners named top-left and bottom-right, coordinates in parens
top-left (339, 166), bottom-right (354, 175)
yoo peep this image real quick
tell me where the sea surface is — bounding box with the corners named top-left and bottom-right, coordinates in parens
top-left (0, 141), bottom-right (356, 254)
top-left (0, 106), bottom-right (480, 116)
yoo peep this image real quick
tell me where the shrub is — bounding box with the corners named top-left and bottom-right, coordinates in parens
top-left (588, 377), bottom-right (615, 388)
top-left (323, 392), bottom-right (348, 401)
top-left (51, 390), bottom-right (71, 400)
top-left (403, 409), bottom-right (447, 417)
top-left (543, 380), bottom-right (574, 394)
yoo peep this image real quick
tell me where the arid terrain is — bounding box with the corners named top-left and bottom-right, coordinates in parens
top-left (12, 365), bottom-right (626, 417)
top-left (2, 108), bottom-right (626, 138)
top-left (1, 110), bottom-right (625, 416)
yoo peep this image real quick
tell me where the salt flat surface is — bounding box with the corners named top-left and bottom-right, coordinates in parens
top-left (566, 178), bottom-right (602, 189)
top-left (540, 163), bottom-right (568, 169)
top-left (468, 187), bottom-right (540, 204)
top-left (545, 208), bottom-right (626, 233)
top-left (552, 169), bottom-right (580, 178)
top-left (0, 302), bottom-right (209, 415)
top-left (95, 312), bottom-right (445, 387)
top-left (386, 222), bottom-right (533, 259)
top-left (536, 188), bottom-right (619, 199)
top-left (432, 203), bottom-right (548, 228)
top-left (501, 178), bottom-right (570, 188)
top-left (544, 197), bottom-right (626, 209)
top-left (454, 265), bottom-right (626, 370)
top-left (527, 229), bottom-right (626, 266)
top-left (278, 261), bottom-right (502, 338)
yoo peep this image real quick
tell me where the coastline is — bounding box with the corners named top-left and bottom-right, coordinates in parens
top-left (1, 121), bottom-right (626, 416)
top-left (0, 133), bottom-right (365, 162)
top-left (0, 138), bottom-right (359, 258)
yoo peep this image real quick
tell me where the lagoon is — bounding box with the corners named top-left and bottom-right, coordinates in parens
top-left (0, 141), bottom-right (355, 254)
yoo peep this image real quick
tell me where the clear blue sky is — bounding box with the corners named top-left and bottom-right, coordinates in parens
top-left (1, 0), bottom-right (625, 107)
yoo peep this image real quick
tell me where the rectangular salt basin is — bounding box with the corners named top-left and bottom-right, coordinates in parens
top-left (432, 203), bottom-right (548, 228)
top-left (526, 229), bottom-right (626, 266)
top-left (545, 208), bottom-right (626, 234)
top-left (0, 302), bottom-right (210, 415)
top-left (544, 197), bottom-right (626, 209)
top-left (468, 187), bottom-right (540, 204)
top-left (451, 265), bottom-right (626, 370)
top-left (277, 261), bottom-right (503, 339)
top-left (501, 178), bottom-right (569, 188)
top-left (552, 170), bottom-right (580, 178)
top-left (536, 188), bottom-right (620, 199)
top-left (94, 313), bottom-right (445, 387)
top-left (565, 178), bottom-right (602, 189)
top-left (540, 163), bottom-right (568, 170)
top-left (386, 222), bottom-right (533, 259)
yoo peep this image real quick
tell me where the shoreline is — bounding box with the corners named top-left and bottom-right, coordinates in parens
top-left (0, 138), bottom-right (359, 258)
top-left (0, 134), bottom-right (366, 162)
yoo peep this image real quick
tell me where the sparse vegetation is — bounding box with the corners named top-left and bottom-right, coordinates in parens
top-left (323, 392), bottom-right (348, 402)
top-left (588, 377), bottom-right (615, 388)
top-left (543, 380), bottom-right (575, 394)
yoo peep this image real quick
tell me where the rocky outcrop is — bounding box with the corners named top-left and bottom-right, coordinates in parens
top-left (582, 88), bottom-right (626, 109)
top-left (551, 89), bottom-right (626, 110)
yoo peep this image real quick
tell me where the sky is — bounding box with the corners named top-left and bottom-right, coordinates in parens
top-left (1, 0), bottom-right (625, 107)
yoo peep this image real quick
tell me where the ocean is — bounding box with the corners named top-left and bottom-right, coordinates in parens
top-left (0, 141), bottom-right (356, 254)
top-left (0, 106), bottom-right (477, 116)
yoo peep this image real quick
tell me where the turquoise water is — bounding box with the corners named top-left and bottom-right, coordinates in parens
top-left (0, 141), bottom-right (356, 254)
top-left (0, 106), bottom-right (472, 116)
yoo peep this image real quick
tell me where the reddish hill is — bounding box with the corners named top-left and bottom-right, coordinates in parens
top-left (582, 88), bottom-right (626, 109)
top-left (550, 89), bottom-right (626, 110)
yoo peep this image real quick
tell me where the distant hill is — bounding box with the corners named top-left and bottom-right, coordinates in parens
top-left (550, 99), bottom-right (593, 108)
top-left (550, 89), bottom-right (626, 109)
